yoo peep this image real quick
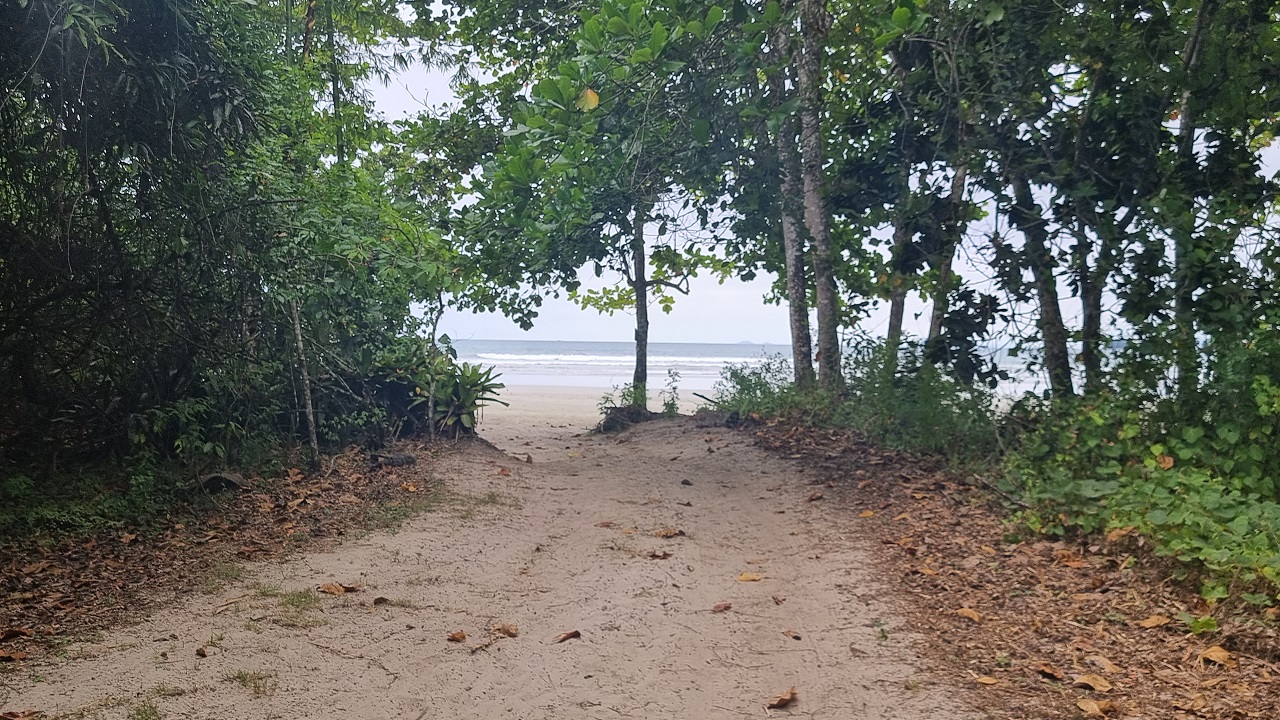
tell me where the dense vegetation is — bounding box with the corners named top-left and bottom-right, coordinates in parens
top-left (4, 0), bottom-right (1280, 601)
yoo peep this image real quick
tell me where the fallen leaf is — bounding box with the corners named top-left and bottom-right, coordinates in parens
top-left (1156, 454), bottom-right (1175, 470)
top-left (553, 630), bottom-right (581, 643)
top-left (782, 629), bottom-right (801, 640)
top-left (975, 676), bottom-right (999, 685)
top-left (1138, 614), bottom-right (1170, 628)
top-left (1198, 645), bottom-right (1233, 667)
top-left (20, 562), bottom-right (51, 575)
top-left (0, 628), bottom-right (34, 642)
top-left (0, 650), bottom-right (28, 662)
top-left (491, 623), bottom-right (519, 638)
top-left (0, 710), bottom-right (42, 719)
top-left (955, 607), bottom-right (982, 623)
top-left (399, 483), bottom-right (418, 493)
top-left (1106, 526), bottom-right (1134, 542)
top-left (498, 467), bottom-right (511, 476)
top-left (1087, 655), bottom-right (1122, 674)
top-left (649, 550), bottom-right (673, 560)
top-left (772, 595), bottom-right (786, 605)
top-left (1034, 662), bottom-right (1065, 680)
top-left (857, 509), bottom-right (875, 518)
top-left (373, 597), bottom-right (390, 606)
top-left (712, 602), bottom-right (733, 613)
top-left (653, 528), bottom-right (684, 539)
top-left (120, 532), bottom-right (138, 545)
top-left (447, 630), bottom-right (467, 642)
top-left (1077, 699), bottom-right (1114, 717)
top-left (807, 491), bottom-right (824, 502)
top-left (318, 582), bottom-right (361, 595)
top-left (195, 646), bottom-right (208, 658)
top-left (1073, 674), bottom-right (1113, 692)
top-left (736, 572), bottom-right (764, 582)
top-left (766, 687), bottom-right (797, 709)
top-left (594, 521), bottom-right (616, 528)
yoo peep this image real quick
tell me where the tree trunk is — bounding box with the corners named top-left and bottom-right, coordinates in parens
top-left (631, 203), bottom-right (650, 409)
top-left (1171, 0), bottom-right (1218, 404)
top-left (794, 0), bottom-right (841, 389)
top-left (885, 167), bottom-right (912, 361)
top-left (289, 299), bottom-right (320, 468)
top-left (927, 166), bottom-right (967, 345)
top-left (1009, 175), bottom-right (1074, 398)
top-left (767, 21), bottom-right (815, 388)
top-left (326, 0), bottom-right (344, 164)
top-left (301, 0), bottom-right (317, 62)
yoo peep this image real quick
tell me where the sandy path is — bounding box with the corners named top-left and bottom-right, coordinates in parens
top-left (0, 403), bottom-right (974, 719)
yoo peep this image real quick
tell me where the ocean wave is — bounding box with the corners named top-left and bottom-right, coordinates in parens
top-left (472, 353), bottom-right (772, 366)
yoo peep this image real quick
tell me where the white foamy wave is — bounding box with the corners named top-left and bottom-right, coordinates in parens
top-left (474, 352), bottom-right (770, 367)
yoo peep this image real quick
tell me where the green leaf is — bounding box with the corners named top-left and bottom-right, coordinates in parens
top-left (892, 7), bottom-right (911, 29)
top-left (692, 118), bottom-right (711, 144)
top-left (649, 21), bottom-right (668, 54)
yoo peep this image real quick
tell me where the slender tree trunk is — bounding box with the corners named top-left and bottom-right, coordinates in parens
top-left (301, 0), bottom-right (317, 62)
top-left (1009, 175), bottom-right (1074, 398)
top-left (794, 0), bottom-right (841, 389)
top-left (1171, 0), bottom-right (1218, 404)
top-left (767, 21), bottom-right (815, 388)
top-left (631, 203), bottom-right (650, 409)
top-left (927, 166), bottom-right (967, 345)
top-left (326, 0), bottom-right (344, 164)
top-left (1079, 257), bottom-right (1104, 393)
top-left (289, 299), bottom-right (320, 468)
top-left (885, 166), bottom-right (911, 361)
top-left (284, 0), bottom-right (294, 62)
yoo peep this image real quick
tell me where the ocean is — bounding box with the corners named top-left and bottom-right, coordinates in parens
top-left (451, 339), bottom-right (790, 391)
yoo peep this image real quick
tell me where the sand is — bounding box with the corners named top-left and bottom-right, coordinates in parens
top-left (0, 387), bottom-right (974, 719)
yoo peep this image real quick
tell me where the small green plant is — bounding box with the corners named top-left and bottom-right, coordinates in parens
top-left (1178, 612), bottom-right (1220, 635)
top-left (659, 370), bottom-right (681, 416)
top-left (130, 702), bottom-right (163, 720)
top-left (280, 590), bottom-right (320, 611)
top-left (223, 669), bottom-right (277, 697)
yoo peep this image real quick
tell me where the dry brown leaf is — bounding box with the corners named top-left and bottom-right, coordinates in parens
top-left (447, 630), bottom-right (467, 643)
top-left (1198, 645), bottom-right (1233, 667)
top-left (317, 582), bottom-right (360, 595)
top-left (649, 550), bottom-right (673, 560)
top-left (1138, 614), bottom-right (1170, 628)
top-left (1033, 662), bottom-right (1065, 680)
top-left (1087, 655), bottom-right (1122, 674)
top-left (1077, 699), bottom-right (1114, 717)
top-left (0, 650), bottom-right (29, 662)
top-left (399, 483), bottom-right (418, 493)
top-left (807, 491), bottom-right (824, 502)
top-left (1156, 454), bottom-right (1175, 470)
top-left (766, 687), bottom-right (797, 709)
top-left (782, 629), bottom-right (801, 640)
top-left (553, 630), bottom-right (581, 643)
top-left (372, 597), bottom-right (390, 606)
top-left (491, 623), bottom-right (519, 638)
top-left (1106, 526), bottom-right (1134, 542)
top-left (498, 466), bottom-right (511, 476)
top-left (975, 676), bottom-right (999, 685)
top-left (712, 602), bottom-right (733, 613)
top-left (653, 527), bottom-right (684, 539)
top-left (120, 532), bottom-right (138, 545)
top-left (857, 509), bottom-right (875, 518)
top-left (736, 572), bottom-right (764, 582)
top-left (772, 595), bottom-right (786, 605)
top-left (955, 607), bottom-right (982, 623)
top-left (1, 710), bottom-right (43, 719)
top-left (20, 562), bottom-right (51, 575)
top-left (195, 646), bottom-right (208, 658)
top-left (1073, 674), bottom-right (1113, 692)
top-left (0, 628), bottom-right (34, 642)
top-left (594, 520), bottom-right (616, 528)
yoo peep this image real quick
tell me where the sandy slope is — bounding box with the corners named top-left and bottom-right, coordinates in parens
top-left (0, 395), bottom-right (974, 719)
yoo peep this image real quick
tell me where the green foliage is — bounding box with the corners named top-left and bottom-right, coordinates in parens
top-left (709, 341), bottom-right (999, 465)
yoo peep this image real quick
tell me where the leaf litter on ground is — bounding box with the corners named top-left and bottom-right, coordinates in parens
top-left (751, 418), bottom-right (1280, 720)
